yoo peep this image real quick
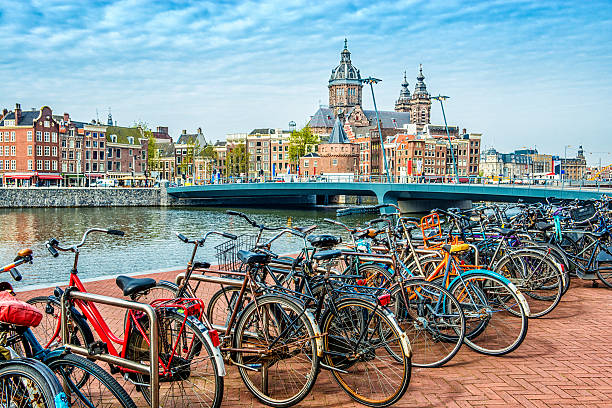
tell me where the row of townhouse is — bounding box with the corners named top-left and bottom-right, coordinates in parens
top-left (0, 104), bottom-right (152, 186)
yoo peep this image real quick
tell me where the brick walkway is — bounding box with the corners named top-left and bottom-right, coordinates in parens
top-left (17, 272), bottom-right (612, 408)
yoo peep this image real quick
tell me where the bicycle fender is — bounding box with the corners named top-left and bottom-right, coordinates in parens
top-left (188, 316), bottom-right (226, 376)
top-left (303, 308), bottom-right (324, 358)
top-left (448, 269), bottom-right (531, 318)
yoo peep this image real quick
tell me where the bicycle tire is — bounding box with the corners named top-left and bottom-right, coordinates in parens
top-left (46, 353), bottom-right (136, 408)
top-left (320, 296), bottom-right (411, 407)
top-left (389, 280), bottom-right (465, 367)
top-left (233, 294), bottom-right (319, 408)
top-left (494, 250), bottom-right (564, 318)
top-left (0, 358), bottom-right (68, 408)
top-left (26, 296), bottom-right (94, 351)
top-left (206, 286), bottom-right (252, 331)
top-left (447, 271), bottom-right (529, 356)
top-left (124, 309), bottom-right (223, 408)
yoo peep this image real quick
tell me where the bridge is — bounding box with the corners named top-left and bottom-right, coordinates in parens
top-left (167, 182), bottom-right (611, 211)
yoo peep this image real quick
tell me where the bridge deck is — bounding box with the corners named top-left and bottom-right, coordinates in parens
top-left (18, 270), bottom-right (612, 407)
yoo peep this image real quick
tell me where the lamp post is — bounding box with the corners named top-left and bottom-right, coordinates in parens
top-left (362, 77), bottom-right (391, 183)
top-left (431, 95), bottom-right (458, 183)
top-left (563, 145), bottom-right (571, 185)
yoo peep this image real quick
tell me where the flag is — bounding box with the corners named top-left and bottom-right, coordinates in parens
top-left (553, 158), bottom-right (562, 174)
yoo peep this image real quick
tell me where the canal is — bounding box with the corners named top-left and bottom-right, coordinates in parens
top-left (0, 207), bottom-right (375, 289)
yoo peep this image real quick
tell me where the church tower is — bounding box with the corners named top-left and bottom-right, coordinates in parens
top-left (410, 65), bottom-right (431, 131)
top-left (328, 39), bottom-right (363, 116)
top-left (394, 71), bottom-right (411, 112)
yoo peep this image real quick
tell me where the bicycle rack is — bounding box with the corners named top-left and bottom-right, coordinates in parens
top-left (175, 270), bottom-right (245, 288)
top-left (60, 290), bottom-right (159, 408)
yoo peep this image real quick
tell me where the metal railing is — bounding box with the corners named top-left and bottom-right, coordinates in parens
top-left (60, 290), bottom-right (159, 408)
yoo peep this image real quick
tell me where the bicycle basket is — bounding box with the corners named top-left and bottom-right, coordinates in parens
top-left (215, 235), bottom-right (257, 271)
top-left (570, 203), bottom-right (596, 223)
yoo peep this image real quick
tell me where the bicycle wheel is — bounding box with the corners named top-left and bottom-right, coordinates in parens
top-left (46, 353), bottom-right (136, 408)
top-left (0, 359), bottom-right (67, 408)
top-left (124, 310), bottom-right (223, 408)
top-left (206, 286), bottom-right (252, 331)
top-left (494, 250), bottom-right (564, 318)
top-left (389, 280), bottom-right (465, 367)
top-left (447, 272), bottom-right (529, 356)
top-left (233, 295), bottom-right (319, 408)
top-left (26, 296), bottom-right (94, 351)
top-left (320, 297), bottom-right (411, 407)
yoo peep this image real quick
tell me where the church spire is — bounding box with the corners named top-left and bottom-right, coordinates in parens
top-left (413, 64), bottom-right (428, 96)
top-left (107, 107), bottom-right (113, 126)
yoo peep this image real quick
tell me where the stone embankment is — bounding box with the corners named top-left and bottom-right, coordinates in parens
top-left (0, 186), bottom-right (183, 208)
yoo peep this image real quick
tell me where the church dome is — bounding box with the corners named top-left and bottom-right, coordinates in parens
top-left (329, 39), bottom-right (362, 85)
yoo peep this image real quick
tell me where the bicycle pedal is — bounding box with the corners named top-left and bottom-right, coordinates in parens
top-left (87, 340), bottom-right (108, 356)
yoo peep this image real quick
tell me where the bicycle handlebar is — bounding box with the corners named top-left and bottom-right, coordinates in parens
top-left (46, 228), bottom-right (125, 255)
top-left (175, 231), bottom-right (237, 246)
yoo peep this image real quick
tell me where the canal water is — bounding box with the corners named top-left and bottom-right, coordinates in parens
top-left (0, 207), bottom-right (376, 289)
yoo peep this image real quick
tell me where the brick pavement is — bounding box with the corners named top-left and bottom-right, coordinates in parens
top-left (17, 273), bottom-right (612, 408)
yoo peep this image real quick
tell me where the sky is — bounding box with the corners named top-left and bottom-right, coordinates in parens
top-left (1, 0), bottom-right (611, 165)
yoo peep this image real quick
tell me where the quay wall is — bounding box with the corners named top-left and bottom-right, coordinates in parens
top-left (0, 187), bottom-right (178, 208)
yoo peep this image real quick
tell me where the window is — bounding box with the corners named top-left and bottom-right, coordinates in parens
top-left (52, 160), bottom-right (57, 171)
top-left (100, 151), bottom-right (104, 160)
top-left (44, 146), bottom-right (50, 156)
top-left (115, 149), bottom-right (120, 158)
top-left (3, 160), bottom-right (7, 169)
top-left (51, 132), bottom-right (57, 142)
top-left (52, 146), bottom-right (57, 156)
top-left (76, 141), bottom-right (80, 148)
top-left (61, 151), bottom-right (66, 159)
top-left (304, 160), bottom-right (309, 168)
top-left (44, 132), bottom-right (50, 142)
top-left (129, 149), bottom-right (132, 156)
top-left (28, 160), bottom-right (33, 170)
top-left (0, 133), bottom-right (2, 142)
top-left (127, 136), bottom-right (134, 144)
top-left (62, 163), bottom-right (67, 172)
top-left (107, 148), bottom-right (112, 158)
top-left (4, 146), bottom-right (9, 156)
top-left (99, 141), bottom-right (104, 148)
top-left (107, 161), bottom-right (112, 171)
top-left (110, 135), bottom-right (117, 143)
top-left (11, 160), bottom-right (16, 170)
top-left (69, 140), bottom-right (74, 148)
top-left (44, 120), bottom-right (50, 127)
top-left (28, 145), bottom-right (32, 156)
top-left (0, 161), bottom-right (2, 170)
top-left (85, 163), bottom-right (89, 172)
top-left (37, 160), bottom-right (42, 170)
top-left (68, 151), bottom-right (74, 160)
top-left (36, 131), bottom-right (42, 141)
top-left (93, 151), bottom-right (97, 160)
top-left (99, 163), bottom-right (104, 172)
top-left (85, 140), bottom-right (90, 148)
top-left (85, 151), bottom-right (90, 160)
top-left (115, 162), bottom-right (121, 171)
top-left (11, 146), bottom-right (15, 156)
top-left (10, 131), bottom-right (15, 141)
top-left (44, 160), bottom-right (50, 170)
top-left (92, 163), bottom-right (97, 172)
top-left (69, 163), bottom-right (74, 172)
top-left (93, 141), bottom-right (97, 147)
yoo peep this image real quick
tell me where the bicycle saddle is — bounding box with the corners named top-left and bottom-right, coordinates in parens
top-left (534, 222), bottom-right (554, 231)
top-left (115, 275), bottom-right (157, 297)
top-left (307, 234), bottom-right (342, 248)
top-left (492, 227), bottom-right (516, 236)
top-left (442, 244), bottom-right (470, 253)
top-left (312, 249), bottom-right (342, 261)
top-left (237, 250), bottom-right (268, 265)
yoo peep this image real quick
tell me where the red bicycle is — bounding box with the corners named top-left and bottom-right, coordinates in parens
top-left (26, 228), bottom-right (225, 408)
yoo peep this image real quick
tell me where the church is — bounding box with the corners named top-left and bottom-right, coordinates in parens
top-left (309, 39), bottom-right (432, 137)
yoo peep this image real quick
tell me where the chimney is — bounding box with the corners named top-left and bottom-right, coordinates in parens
top-left (197, 127), bottom-right (202, 134)
top-left (182, 129), bottom-right (187, 135)
top-left (1, 109), bottom-right (7, 119)
top-left (63, 113), bottom-right (70, 123)
top-left (15, 103), bottom-right (21, 124)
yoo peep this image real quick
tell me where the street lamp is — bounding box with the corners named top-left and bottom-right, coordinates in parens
top-left (563, 145), bottom-right (571, 185)
top-left (362, 76), bottom-right (391, 183)
top-left (431, 95), bottom-right (458, 183)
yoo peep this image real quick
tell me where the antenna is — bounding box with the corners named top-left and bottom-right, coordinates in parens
top-left (95, 109), bottom-right (100, 123)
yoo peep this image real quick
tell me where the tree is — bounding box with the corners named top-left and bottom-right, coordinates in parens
top-left (226, 143), bottom-right (248, 177)
top-left (132, 121), bottom-right (156, 179)
top-left (288, 126), bottom-right (319, 162)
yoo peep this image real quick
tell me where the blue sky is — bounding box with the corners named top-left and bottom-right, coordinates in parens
top-left (1, 0), bottom-right (611, 164)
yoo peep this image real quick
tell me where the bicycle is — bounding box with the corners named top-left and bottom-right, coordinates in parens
top-left (26, 229), bottom-right (225, 408)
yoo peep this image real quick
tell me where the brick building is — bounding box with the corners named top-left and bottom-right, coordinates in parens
top-left (300, 119), bottom-right (358, 178)
top-left (0, 104), bottom-right (61, 186)
top-left (105, 126), bottom-right (147, 183)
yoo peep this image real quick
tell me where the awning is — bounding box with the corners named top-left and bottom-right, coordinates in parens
top-left (37, 174), bottom-right (63, 180)
top-left (4, 172), bottom-right (35, 179)
top-left (85, 173), bottom-right (105, 178)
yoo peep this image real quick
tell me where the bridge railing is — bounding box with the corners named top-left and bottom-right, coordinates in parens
top-left (174, 173), bottom-right (611, 191)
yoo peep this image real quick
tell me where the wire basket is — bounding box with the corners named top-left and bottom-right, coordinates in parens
top-left (215, 235), bottom-right (257, 271)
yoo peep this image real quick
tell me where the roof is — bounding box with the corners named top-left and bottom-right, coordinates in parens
top-left (106, 126), bottom-right (142, 145)
top-left (176, 132), bottom-right (207, 146)
top-left (361, 110), bottom-right (411, 129)
top-left (303, 152), bottom-right (320, 158)
top-left (329, 39), bottom-right (361, 86)
top-left (249, 128), bottom-right (276, 135)
top-left (328, 118), bottom-right (349, 144)
top-left (308, 107), bottom-right (335, 129)
top-left (156, 143), bottom-right (175, 157)
top-left (0, 110), bottom-right (40, 126)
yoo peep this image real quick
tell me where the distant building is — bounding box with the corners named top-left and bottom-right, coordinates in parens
top-left (300, 118), bottom-right (358, 177)
top-left (246, 128), bottom-right (291, 179)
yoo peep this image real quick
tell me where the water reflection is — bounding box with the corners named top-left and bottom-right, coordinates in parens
top-left (0, 207), bottom-right (374, 289)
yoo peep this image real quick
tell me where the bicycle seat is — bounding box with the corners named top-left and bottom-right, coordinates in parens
top-left (237, 250), bottom-right (269, 265)
top-left (307, 234), bottom-right (342, 248)
top-left (535, 222), bottom-right (554, 231)
top-left (115, 275), bottom-right (157, 297)
top-left (442, 244), bottom-right (470, 253)
top-left (17, 248), bottom-right (32, 258)
top-left (312, 249), bottom-right (342, 261)
top-left (492, 227), bottom-right (516, 236)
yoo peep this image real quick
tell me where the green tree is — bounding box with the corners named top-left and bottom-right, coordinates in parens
top-left (288, 126), bottom-right (319, 162)
top-left (226, 143), bottom-right (248, 177)
top-left (132, 121), bottom-right (156, 177)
